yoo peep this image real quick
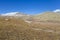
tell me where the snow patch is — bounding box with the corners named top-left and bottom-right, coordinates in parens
top-left (1, 12), bottom-right (19, 16)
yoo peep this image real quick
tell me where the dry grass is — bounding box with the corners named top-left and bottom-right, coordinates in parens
top-left (30, 22), bottom-right (60, 40)
top-left (0, 17), bottom-right (60, 40)
top-left (32, 12), bottom-right (60, 22)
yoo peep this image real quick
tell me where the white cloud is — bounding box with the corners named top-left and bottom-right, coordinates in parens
top-left (53, 9), bottom-right (60, 12)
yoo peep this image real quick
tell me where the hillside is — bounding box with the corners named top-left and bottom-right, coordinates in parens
top-left (32, 12), bottom-right (60, 22)
top-left (0, 17), bottom-right (30, 40)
top-left (0, 17), bottom-right (60, 40)
top-left (0, 12), bottom-right (60, 40)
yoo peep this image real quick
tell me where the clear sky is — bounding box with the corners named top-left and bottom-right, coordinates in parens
top-left (0, 0), bottom-right (60, 15)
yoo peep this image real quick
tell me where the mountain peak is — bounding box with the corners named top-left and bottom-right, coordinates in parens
top-left (1, 12), bottom-right (29, 17)
top-left (1, 12), bottom-right (19, 16)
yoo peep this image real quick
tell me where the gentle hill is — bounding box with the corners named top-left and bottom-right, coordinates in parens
top-left (32, 12), bottom-right (60, 22)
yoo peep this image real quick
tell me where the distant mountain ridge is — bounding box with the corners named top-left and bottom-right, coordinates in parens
top-left (0, 11), bottom-right (60, 23)
top-left (1, 12), bottom-right (30, 16)
top-left (0, 12), bottom-right (31, 21)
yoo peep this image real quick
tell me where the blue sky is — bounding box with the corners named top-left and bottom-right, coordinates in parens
top-left (0, 0), bottom-right (60, 15)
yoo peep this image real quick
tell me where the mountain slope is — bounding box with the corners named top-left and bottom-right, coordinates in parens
top-left (0, 17), bottom-right (31, 40)
top-left (0, 17), bottom-right (60, 40)
top-left (0, 12), bottom-right (60, 40)
top-left (32, 12), bottom-right (60, 22)
top-left (1, 12), bottom-right (30, 20)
